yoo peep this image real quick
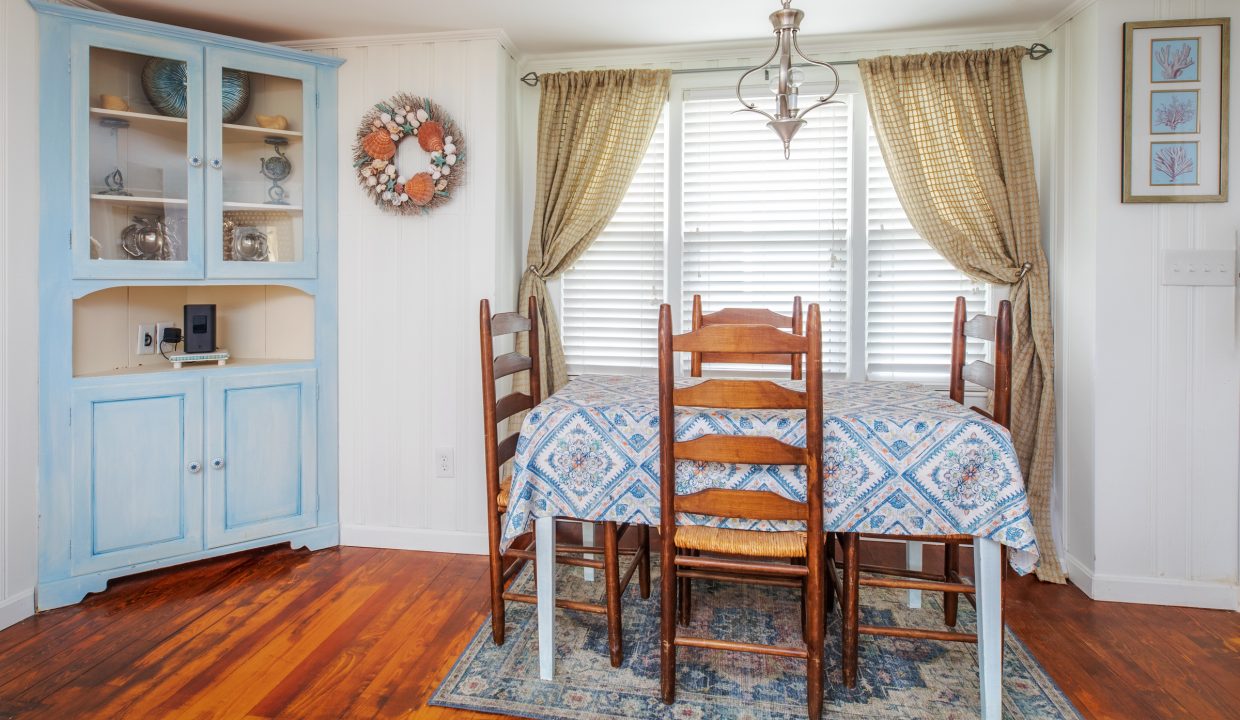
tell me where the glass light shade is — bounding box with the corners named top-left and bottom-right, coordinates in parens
top-left (789, 67), bottom-right (806, 87)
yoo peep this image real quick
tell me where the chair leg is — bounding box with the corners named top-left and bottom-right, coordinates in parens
top-left (603, 521), bottom-right (623, 667)
top-left (487, 523), bottom-right (506, 645)
top-left (791, 556), bottom-right (807, 640)
top-left (806, 536), bottom-right (825, 720)
top-left (660, 528), bottom-right (678, 704)
top-left (638, 524), bottom-right (652, 599)
top-left (944, 541), bottom-right (960, 627)
top-left (824, 532), bottom-right (835, 615)
top-left (841, 532), bottom-right (860, 688)
top-left (678, 549), bottom-right (695, 626)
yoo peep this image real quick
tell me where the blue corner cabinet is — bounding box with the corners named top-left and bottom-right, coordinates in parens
top-left (33, 1), bottom-right (344, 610)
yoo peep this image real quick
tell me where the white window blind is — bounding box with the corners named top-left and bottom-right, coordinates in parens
top-left (681, 92), bottom-right (850, 374)
top-left (864, 125), bottom-right (986, 381)
top-left (561, 113), bottom-right (667, 374)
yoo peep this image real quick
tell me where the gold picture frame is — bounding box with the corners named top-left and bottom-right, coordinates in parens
top-left (1123, 18), bottom-right (1229, 203)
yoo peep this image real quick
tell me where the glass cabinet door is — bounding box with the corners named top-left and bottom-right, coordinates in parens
top-left (205, 49), bottom-right (317, 278)
top-left (72, 28), bottom-right (205, 279)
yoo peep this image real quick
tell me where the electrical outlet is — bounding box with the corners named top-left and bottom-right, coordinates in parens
top-left (135, 324), bottom-right (156, 356)
top-left (435, 447), bottom-right (455, 478)
top-left (155, 320), bottom-right (178, 353)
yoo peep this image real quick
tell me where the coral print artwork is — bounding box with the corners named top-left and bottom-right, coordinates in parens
top-left (1151, 38), bottom-right (1199, 81)
top-left (1151, 142), bottom-right (1198, 185)
top-left (1150, 90), bottom-right (1199, 133)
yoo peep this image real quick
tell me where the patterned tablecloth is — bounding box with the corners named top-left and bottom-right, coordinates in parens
top-left (502, 374), bottom-right (1040, 574)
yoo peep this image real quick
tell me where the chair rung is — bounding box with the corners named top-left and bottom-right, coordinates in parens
top-left (859, 576), bottom-right (974, 594)
top-left (506, 547), bottom-right (604, 570)
top-left (502, 592), bottom-right (607, 615)
top-left (859, 624), bottom-right (978, 644)
top-left (857, 563), bottom-right (948, 582)
top-left (676, 554), bottom-right (809, 578)
top-left (675, 635), bottom-right (809, 659)
top-left (677, 568), bottom-right (802, 588)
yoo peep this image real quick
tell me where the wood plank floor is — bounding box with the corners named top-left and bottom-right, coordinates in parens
top-left (0, 544), bottom-right (1236, 719)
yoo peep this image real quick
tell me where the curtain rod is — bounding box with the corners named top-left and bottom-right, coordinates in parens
top-left (519, 42), bottom-right (1051, 87)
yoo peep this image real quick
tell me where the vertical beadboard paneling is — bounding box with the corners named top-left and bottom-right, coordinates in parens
top-left (1, 0), bottom-right (40, 630)
top-left (315, 33), bottom-right (511, 553)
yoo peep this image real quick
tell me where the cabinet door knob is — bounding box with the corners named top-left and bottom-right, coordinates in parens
top-left (211, 457), bottom-right (225, 469)
top-left (189, 156), bottom-right (203, 167)
top-left (188, 461), bottom-right (202, 473)
top-left (210, 158), bottom-right (222, 169)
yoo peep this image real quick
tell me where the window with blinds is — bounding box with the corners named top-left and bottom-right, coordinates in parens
top-left (560, 113), bottom-right (667, 373)
top-left (681, 92), bottom-right (850, 374)
top-left (558, 88), bottom-right (990, 382)
top-left (864, 126), bottom-right (987, 380)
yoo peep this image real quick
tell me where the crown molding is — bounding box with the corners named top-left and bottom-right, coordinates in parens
top-left (1037, 0), bottom-right (1098, 38)
top-left (48, 0), bottom-right (110, 11)
top-left (518, 27), bottom-right (1040, 74)
top-left (281, 28), bottom-right (516, 55)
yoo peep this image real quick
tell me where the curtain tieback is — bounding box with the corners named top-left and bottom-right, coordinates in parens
top-left (1015, 261), bottom-right (1033, 282)
top-left (525, 265), bottom-right (548, 281)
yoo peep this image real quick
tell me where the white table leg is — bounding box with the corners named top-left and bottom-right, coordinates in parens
top-left (906, 540), bottom-right (922, 608)
top-left (535, 515), bottom-right (556, 681)
top-left (974, 538), bottom-right (1003, 720)
top-left (581, 521), bottom-right (595, 582)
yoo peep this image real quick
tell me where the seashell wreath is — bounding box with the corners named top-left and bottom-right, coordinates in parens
top-left (353, 93), bottom-right (464, 215)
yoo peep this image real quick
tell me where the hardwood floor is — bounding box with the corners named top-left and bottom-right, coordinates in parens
top-left (0, 543), bottom-right (1236, 719)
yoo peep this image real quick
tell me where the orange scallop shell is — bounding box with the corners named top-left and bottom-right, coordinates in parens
top-left (417, 121), bottom-right (445, 152)
top-left (362, 129), bottom-right (396, 160)
top-left (404, 173), bottom-right (436, 205)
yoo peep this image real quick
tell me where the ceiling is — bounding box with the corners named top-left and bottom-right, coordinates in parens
top-left (90, 0), bottom-right (1078, 54)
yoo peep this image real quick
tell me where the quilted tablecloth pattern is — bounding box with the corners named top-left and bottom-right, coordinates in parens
top-left (501, 375), bottom-right (1040, 574)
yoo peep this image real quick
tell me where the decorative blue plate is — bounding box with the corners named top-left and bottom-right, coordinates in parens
top-left (141, 59), bottom-right (251, 123)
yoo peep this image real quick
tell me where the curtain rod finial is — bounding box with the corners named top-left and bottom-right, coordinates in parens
top-left (521, 71), bottom-right (540, 87)
top-left (1027, 43), bottom-right (1052, 60)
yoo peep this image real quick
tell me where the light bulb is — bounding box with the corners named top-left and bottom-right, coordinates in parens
top-left (768, 73), bottom-right (782, 94)
top-left (789, 67), bottom-right (805, 88)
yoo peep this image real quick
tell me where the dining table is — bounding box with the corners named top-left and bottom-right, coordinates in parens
top-left (500, 373), bottom-right (1040, 716)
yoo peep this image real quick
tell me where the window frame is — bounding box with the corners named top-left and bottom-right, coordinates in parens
top-left (558, 67), bottom-right (991, 389)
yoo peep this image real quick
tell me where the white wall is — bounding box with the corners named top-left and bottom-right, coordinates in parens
top-left (0, 0), bottom-right (41, 630)
top-left (1055, 0), bottom-right (1240, 610)
top-left (287, 33), bottom-right (517, 554)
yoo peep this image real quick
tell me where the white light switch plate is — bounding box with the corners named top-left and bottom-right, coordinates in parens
top-left (1162, 249), bottom-right (1237, 286)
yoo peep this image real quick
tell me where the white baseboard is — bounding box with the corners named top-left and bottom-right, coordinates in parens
top-left (1065, 555), bottom-right (1238, 611)
top-left (0, 589), bottom-right (35, 631)
top-left (341, 524), bottom-right (488, 555)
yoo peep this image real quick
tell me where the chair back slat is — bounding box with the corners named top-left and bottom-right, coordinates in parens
top-left (480, 296), bottom-right (541, 514)
top-left (491, 312), bottom-right (532, 336)
top-left (962, 314), bottom-right (997, 341)
top-left (949, 296), bottom-right (1012, 429)
top-left (701, 307), bottom-right (794, 329)
top-left (494, 352), bottom-right (533, 379)
top-left (675, 435), bottom-right (806, 466)
top-left (495, 391), bottom-right (534, 423)
top-left (675, 323), bottom-right (807, 354)
top-left (691, 295), bottom-right (803, 379)
top-left (496, 432), bottom-right (519, 466)
top-left (960, 360), bottom-right (996, 390)
top-left (673, 379), bottom-right (805, 410)
top-left (676, 488), bottom-right (808, 521)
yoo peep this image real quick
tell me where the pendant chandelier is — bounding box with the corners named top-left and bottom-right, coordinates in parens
top-left (736, 0), bottom-right (841, 159)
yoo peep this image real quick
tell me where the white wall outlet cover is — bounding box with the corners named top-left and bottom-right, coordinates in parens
top-left (135, 324), bottom-right (156, 355)
top-left (1162, 249), bottom-right (1237, 286)
top-left (434, 447), bottom-right (455, 478)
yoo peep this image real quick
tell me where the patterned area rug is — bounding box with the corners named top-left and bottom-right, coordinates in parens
top-left (431, 561), bottom-right (1081, 719)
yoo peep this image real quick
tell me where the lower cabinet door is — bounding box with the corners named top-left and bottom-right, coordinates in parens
top-left (205, 370), bottom-right (317, 548)
top-left (71, 378), bottom-right (205, 574)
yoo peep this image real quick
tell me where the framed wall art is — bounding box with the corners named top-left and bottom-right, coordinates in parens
top-left (1123, 18), bottom-right (1230, 203)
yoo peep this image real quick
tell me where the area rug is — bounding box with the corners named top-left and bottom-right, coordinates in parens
top-left (431, 560), bottom-right (1081, 719)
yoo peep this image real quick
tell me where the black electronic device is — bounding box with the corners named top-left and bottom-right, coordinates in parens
top-left (183, 304), bottom-right (217, 354)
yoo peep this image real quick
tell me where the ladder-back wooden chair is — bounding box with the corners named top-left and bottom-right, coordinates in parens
top-left (658, 302), bottom-right (827, 720)
top-left (479, 297), bottom-right (651, 667)
top-left (835, 296), bottom-right (1012, 686)
top-left (690, 294), bottom-right (803, 379)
